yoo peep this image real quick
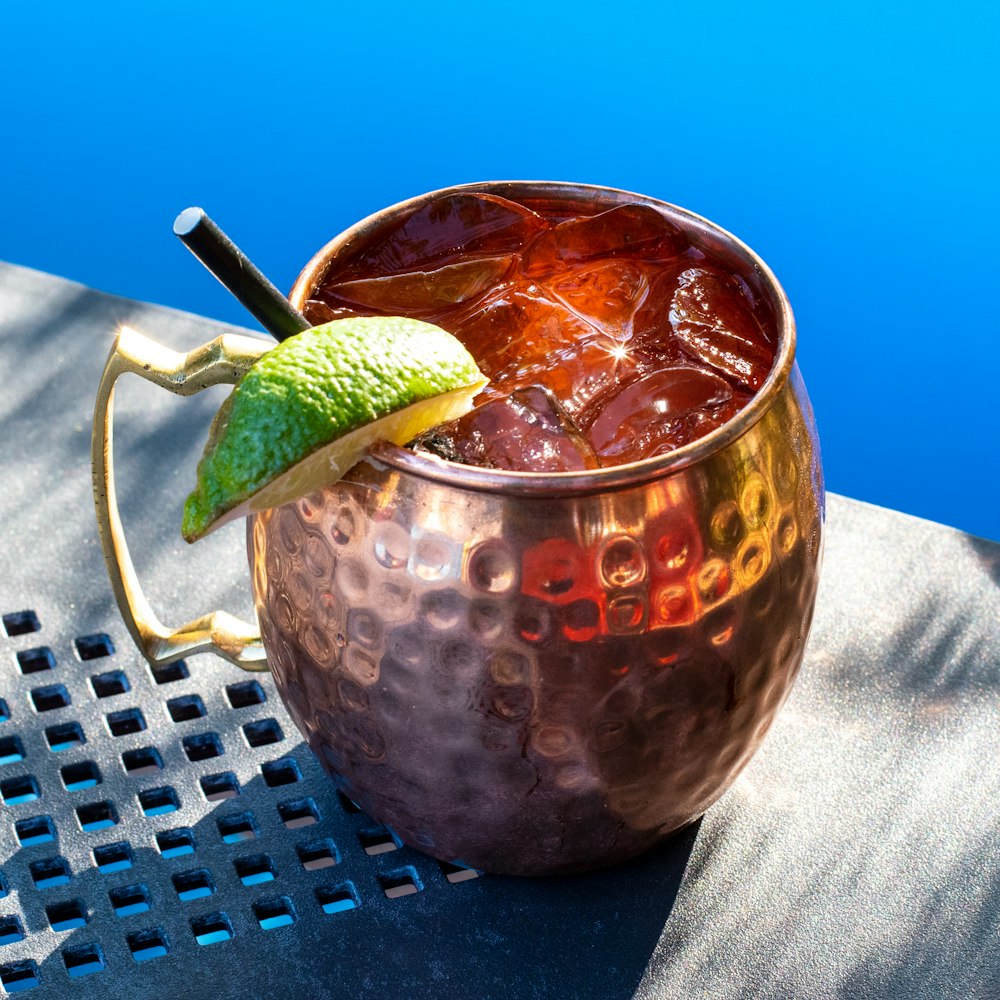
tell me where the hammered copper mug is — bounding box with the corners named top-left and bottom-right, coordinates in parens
top-left (93, 182), bottom-right (823, 876)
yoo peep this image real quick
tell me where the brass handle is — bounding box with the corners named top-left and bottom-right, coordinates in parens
top-left (91, 325), bottom-right (271, 671)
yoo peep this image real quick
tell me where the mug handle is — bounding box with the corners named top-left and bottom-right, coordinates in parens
top-left (92, 325), bottom-right (271, 671)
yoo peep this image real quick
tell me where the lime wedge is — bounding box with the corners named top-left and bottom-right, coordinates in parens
top-left (182, 316), bottom-right (487, 541)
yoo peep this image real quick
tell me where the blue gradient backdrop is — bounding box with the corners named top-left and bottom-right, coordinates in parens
top-left (2, 1), bottom-right (997, 540)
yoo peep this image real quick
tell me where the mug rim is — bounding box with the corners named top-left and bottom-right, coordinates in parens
top-left (289, 180), bottom-right (797, 497)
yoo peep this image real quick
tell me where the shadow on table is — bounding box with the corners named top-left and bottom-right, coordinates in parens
top-left (833, 879), bottom-right (1000, 1000)
top-left (460, 820), bottom-right (700, 1000)
top-left (817, 571), bottom-right (1000, 706)
top-left (966, 533), bottom-right (1000, 587)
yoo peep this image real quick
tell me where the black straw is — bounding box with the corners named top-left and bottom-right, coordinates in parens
top-left (173, 207), bottom-right (311, 341)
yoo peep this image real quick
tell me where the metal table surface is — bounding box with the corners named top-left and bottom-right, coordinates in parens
top-left (1, 260), bottom-right (998, 999)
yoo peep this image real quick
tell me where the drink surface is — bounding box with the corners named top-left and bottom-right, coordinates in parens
top-left (304, 193), bottom-right (777, 469)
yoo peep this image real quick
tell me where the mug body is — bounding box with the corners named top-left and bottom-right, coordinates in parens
top-left (248, 182), bottom-right (824, 875)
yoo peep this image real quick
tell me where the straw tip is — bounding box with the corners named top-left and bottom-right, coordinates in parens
top-left (173, 207), bottom-right (206, 236)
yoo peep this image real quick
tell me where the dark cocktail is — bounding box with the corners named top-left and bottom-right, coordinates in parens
top-left (304, 189), bottom-right (776, 472)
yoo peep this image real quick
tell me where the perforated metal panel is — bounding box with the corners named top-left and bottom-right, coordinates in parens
top-left (0, 607), bottom-right (488, 994)
top-left (3, 261), bottom-right (1000, 999)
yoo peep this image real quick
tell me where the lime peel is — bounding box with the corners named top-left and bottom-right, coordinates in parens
top-left (182, 317), bottom-right (487, 542)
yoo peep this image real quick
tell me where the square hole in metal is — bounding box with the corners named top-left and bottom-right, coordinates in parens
top-left (45, 721), bottom-right (84, 753)
top-left (16, 647), bottom-right (55, 675)
top-left (127, 928), bottom-right (169, 962)
top-left (2, 610), bottom-right (40, 637)
top-left (0, 736), bottom-right (24, 766)
top-left (316, 881), bottom-right (359, 915)
top-left (156, 828), bottom-right (195, 859)
top-left (15, 815), bottom-right (55, 847)
top-left (261, 758), bottom-right (301, 788)
top-left (122, 746), bottom-right (163, 776)
top-left (90, 670), bottom-right (130, 698)
top-left (191, 911), bottom-right (233, 946)
top-left (149, 660), bottom-right (189, 685)
top-left (218, 812), bottom-right (257, 844)
top-left (183, 732), bottom-right (223, 762)
top-left (74, 634), bottom-right (114, 661)
top-left (337, 790), bottom-right (362, 814)
top-left (0, 959), bottom-right (40, 993)
top-left (243, 718), bottom-right (283, 748)
top-left (254, 896), bottom-right (296, 930)
top-left (106, 707), bottom-right (145, 737)
top-left (359, 827), bottom-right (400, 856)
top-left (297, 839), bottom-right (339, 871)
top-left (201, 772), bottom-right (239, 802)
top-left (0, 700), bottom-right (8, 724)
top-left (46, 899), bottom-right (87, 932)
top-left (94, 841), bottom-right (133, 873)
top-left (234, 854), bottom-right (275, 886)
top-left (139, 786), bottom-right (180, 817)
top-left (61, 760), bottom-right (101, 792)
top-left (226, 680), bottom-right (266, 709)
top-left (30, 856), bottom-right (71, 889)
top-left (110, 883), bottom-right (150, 917)
top-left (0, 915), bottom-right (25, 946)
top-left (379, 866), bottom-right (422, 899)
top-left (278, 797), bottom-right (319, 829)
top-left (76, 800), bottom-right (118, 832)
top-left (439, 860), bottom-right (481, 883)
top-left (167, 694), bottom-right (206, 723)
top-left (172, 868), bottom-right (214, 901)
top-left (30, 683), bottom-right (70, 713)
top-left (63, 942), bottom-right (105, 978)
top-left (2, 775), bottom-right (39, 805)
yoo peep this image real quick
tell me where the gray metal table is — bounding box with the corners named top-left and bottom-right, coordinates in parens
top-left (1, 260), bottom-right (998, 999)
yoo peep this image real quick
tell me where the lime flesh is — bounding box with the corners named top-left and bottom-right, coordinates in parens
top-left (182, 316), bottom-right (487, 541)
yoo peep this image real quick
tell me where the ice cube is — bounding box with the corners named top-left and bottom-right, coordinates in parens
top-left (412, 385), bottom-right (601, 472)
top-left (668, 267), bottom-right (775, 391)
top-left (450, 282), bottom-right (646, 416)
top-left (522, 205), bottom-right (687, 277)
top-left (541, 259), bottom-right (653, 335)
top-left (301, 299), bottom-right (357, 326)
top-left (583, 365), bottom-right (745, 464)
top-left (324, 255), bottom-right (513, 317)
top-left (344, 193), bottom-right (549, 278)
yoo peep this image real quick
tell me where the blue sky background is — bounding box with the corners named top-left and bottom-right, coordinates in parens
top-left (3, 1), bottom-right (997, 541)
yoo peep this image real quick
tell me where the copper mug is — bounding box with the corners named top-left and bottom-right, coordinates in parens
top-left (93, 182), bottom-right (823, 875)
